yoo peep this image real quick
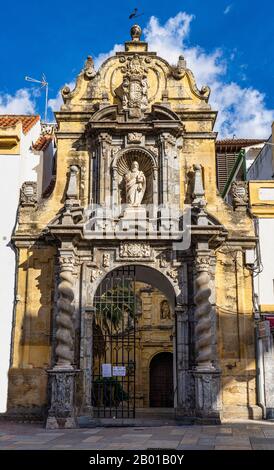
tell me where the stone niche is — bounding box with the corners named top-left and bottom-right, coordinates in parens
top-left (113, 148), bottom-right (157, 207)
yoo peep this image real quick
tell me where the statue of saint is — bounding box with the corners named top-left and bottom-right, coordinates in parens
top-left (160, 300), bottom-right (171, 319)
top-left (124, 161), bottom-right (146, 206)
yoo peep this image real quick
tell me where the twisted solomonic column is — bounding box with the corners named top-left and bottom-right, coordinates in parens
top-left (55, 256), bottom-right (75, 369)
top-left (194, 254), bottom-right (213, 369)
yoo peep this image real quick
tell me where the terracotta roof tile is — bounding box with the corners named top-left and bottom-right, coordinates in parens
top-left (0, 115), bottom-right (40, 134)
top-left (32, 134), bottom-right (53, 151)
top-left (216, 138), bottom-right (265, 147)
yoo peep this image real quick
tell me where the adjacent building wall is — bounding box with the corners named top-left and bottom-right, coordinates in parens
top-left (0, 118), bottom-right (55, 412)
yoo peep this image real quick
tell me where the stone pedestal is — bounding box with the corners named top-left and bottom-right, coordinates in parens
top-left (193, 367), bottom-right (222, 424)
top-left (119, 206), bottom-right (149, 232)
top-left (46, 368), bottom-right (79, 429)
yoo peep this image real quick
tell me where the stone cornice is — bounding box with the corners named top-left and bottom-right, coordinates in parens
top-left (183, 132), bottom-right (218, 140)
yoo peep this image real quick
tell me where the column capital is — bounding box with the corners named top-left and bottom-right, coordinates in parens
top-left (59, 254), bottom-right (75, 271)
top-left (195, 251), bottom-right (211, 273)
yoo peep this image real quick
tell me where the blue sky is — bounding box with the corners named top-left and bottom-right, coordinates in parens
top-left (0, 0), bottom-right (273, 137)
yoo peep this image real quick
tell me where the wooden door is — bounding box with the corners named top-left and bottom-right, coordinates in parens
top-left (149, 352), bottom-right (173, 407)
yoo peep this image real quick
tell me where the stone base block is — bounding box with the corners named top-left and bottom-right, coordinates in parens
top-left (194, 368), bottom-right (222, 424)
top-left (46, 416), bottom-right (78, 429)
top-left (45, 368), bottom-right (79, 429)
top-left (222, 405), bottom-right (262, 420)
top-left (174, 407), bottom-right (195, 424)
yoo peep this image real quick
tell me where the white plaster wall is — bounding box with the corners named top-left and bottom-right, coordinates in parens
top-left (254, 218), bottom-right (274, 308)
top-left (0, 120), bottom-right (41, 412)
top-left (245, 144), bottom-right (264, 171)
top-left (247, 137), bottom-right (273, 180)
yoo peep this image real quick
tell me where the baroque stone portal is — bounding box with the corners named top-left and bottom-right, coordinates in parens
top-left (8, 24), bottom-right (263, 428)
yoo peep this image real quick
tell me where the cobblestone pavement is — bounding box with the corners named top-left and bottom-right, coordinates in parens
top-left (0, 421), bottom-right (274, 450)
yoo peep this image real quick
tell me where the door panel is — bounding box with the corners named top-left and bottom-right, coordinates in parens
top-left (149, 352), bottom-right (173, 407)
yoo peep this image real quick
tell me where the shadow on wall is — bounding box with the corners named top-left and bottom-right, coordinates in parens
top-left (7, 247), bottom-right (56, 418)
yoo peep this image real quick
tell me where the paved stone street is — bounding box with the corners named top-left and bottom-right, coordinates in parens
top-left (0, 420), bottom-right (274, 450)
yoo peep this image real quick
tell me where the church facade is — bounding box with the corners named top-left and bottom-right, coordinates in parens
top-left (7, 26), bottom-right (262, 427)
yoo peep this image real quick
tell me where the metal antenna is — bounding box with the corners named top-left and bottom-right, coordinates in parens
top-left (25, 74), bottom-right (48, 122)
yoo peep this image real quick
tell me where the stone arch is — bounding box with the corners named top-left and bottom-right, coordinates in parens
top-left (90, 263), bottom-right (177, 308)
top-left (88, 263), bottom-right (177, 413)
top-left (112, 147), bottom-right (158, 205)
top-left (89, 105), bottom-right (118, 123)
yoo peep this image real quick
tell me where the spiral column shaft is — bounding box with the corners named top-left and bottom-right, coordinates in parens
top-left (194, 254), bottom-right (213, 368)
top-left (55, 256), bottom-right (75, 369)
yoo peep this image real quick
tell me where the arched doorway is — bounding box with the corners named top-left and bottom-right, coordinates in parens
top-left (91, 265), bottom-right (175, 418)
top-left (150, 352), bottom-right (174, 408)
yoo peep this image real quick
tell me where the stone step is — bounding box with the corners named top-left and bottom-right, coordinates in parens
top-left (78, 416), bottom-right (178, 428)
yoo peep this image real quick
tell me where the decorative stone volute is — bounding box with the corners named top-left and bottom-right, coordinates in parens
top-left (61, 85), bottom-right (72, 104)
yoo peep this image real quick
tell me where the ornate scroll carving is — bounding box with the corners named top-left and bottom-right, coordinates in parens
top-left (55, 256), bottom-right (75, 368)
top-left (231, 181), bottom-right (248, 211)
top-left (102, 253), bottom-right (110, 268)
top-left (119, 242), bottom-right (151, 258)
top-left (166, 268), bottom-right (178, 283)
top-left (194, 254), bottom-right (213, 368)
top-left (160, 250), bottom-right (171, 268)
top-left (20, 182), bottom-right (37, 207)
top-left (41, 122), bottom-right (57, 135)
top-left (127, 132), bottom-right (142, 144)
top-left (90, 268), bottom-right (103, 282)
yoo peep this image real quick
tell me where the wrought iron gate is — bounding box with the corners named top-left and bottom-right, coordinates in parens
top-left (92, 266), bottom-right (137, 418)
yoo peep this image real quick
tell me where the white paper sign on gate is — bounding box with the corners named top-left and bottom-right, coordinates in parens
top-left (112, 366), bottom-right (126, 377)
top-left (102, 363), bottom-right (112, 377)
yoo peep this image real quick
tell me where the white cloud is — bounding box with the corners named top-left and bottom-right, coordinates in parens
top-left (210, 82), bottom-right (274, 138)
top-left (94, 44), bottom-right (123, 70)
top-left (142, 12), bottom-right (274, 138)
top-left (143, 12), bottom-right (194, 65)
top-left (0, 88), bottom-right (36, 114)
top-left (16, 11), bottom-right (272, 138)
top-left (48, 81), bottom-right (75, 112)
top-left (224, 5), bottom-right (232, 14)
